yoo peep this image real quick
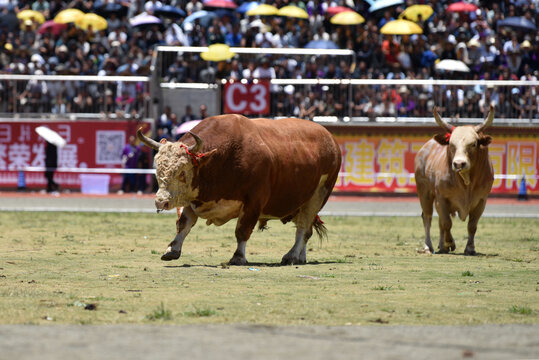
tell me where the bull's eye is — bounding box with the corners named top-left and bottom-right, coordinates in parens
top-left (178, 171), bottom-right (186, 183)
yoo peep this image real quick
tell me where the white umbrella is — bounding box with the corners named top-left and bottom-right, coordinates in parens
top-left (435, 59), bottom-right (471, 73)
top-left (175, 120), bottom-right (202, 136)
top-left (35, 126), bottom-right (67, 147)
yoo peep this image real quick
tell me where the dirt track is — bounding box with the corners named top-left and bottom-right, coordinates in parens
top-left (1, 324), bottom-right (538, 360)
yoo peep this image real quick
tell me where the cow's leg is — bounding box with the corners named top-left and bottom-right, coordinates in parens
top-left (283, 175), bottom-right (330, 265)
top-left (465, 199), bottom-right (486, 255)
top-left (417, 186), bottom-right (434, 253)
top-left (283, 197), bottom-right (324, 265)
top-left (435, 200), bottom-right (454, 253)
top-left (161, 207), bottom-right (198, 261)
top-left (298, 228), bottom-right (313, 264)
top-left (229, 208), bottom-right (260, 265)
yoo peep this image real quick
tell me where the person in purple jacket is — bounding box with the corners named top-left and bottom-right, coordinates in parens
top-left (120, 135), bottom-right (141, 194)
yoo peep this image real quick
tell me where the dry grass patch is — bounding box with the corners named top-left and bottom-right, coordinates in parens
top-left (0, 212), bottom-right (537, 325)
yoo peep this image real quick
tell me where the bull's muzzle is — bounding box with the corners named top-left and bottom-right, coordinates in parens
top-left (155, 199), bottom-right (170, 212)
top-left (452, 159), bottom-right (468, 172)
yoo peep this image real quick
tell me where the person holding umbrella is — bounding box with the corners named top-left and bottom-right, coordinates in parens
top-left (45, 141), bottom-right (59, 193)
top-left (35, 126), bottom-right (66, 193)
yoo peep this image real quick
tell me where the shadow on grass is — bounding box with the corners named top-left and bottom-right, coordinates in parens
top-left (164, 260), bottom-right (347, 268)
top-left (437, 252), bottom-right (499, 257)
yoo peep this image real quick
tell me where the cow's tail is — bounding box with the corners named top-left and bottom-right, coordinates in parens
top-left (313, 215), bottom-right (328, 240)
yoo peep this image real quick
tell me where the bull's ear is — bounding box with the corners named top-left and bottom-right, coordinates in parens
top-left (433, 133), bottom-right (450, 145)
top-left (478, 135), bottom-right (492, 147)
top-left (198, 149), bottom-right (218, 164)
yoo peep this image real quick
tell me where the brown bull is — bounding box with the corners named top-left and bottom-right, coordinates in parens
top-left (414, 106), bottom-right (495, 255)
top-left (137, 114), bottom-right (342, 265)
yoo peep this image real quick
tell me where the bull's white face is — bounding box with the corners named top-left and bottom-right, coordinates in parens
top-left (154, 142), bottom-right (198, 211)
top-left (448, 126), bottom-right (480, 173)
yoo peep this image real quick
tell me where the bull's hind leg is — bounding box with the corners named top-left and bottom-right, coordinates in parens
top-left (162, 207), bottom-right (198, 261)
top-left (465, 199), bottom-right (486, 256)
top-left (282, 175), bottom-right (329, 265)
top-left (282, 222), bottom-right (313, 265)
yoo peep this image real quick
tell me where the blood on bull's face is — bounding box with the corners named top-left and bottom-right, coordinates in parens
top-left (432, 105), bottom-right (494, 185)
top-left (136, 130), bottom-right (204, 211)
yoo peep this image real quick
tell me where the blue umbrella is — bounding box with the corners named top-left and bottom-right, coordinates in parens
top-left (183, 10), bottom-right (218, 27)
top-left (369, 0), bottom-right (404, 12)
top-left (214, 9), bottom-right (237, 23)
top-left (304, 40), bottom-right (339, 49)
top-left (237, 1), bottom-right (259, 14)
top-left (93, 1), bottom-right (127, 17)
top-left (154, 5), bottom-right (186, 18)
top-left (497, 16), bottom-right (536, 32)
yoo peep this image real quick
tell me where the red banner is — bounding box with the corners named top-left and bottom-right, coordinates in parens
top-left (223, 81), bottom-right (270, 115)
top-left (0, 121), bottom-right (149, 189)
top-left (334, 134), bottom-right (539, 195)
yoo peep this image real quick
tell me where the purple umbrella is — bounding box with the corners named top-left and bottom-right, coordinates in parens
top-left (176, 120), bottom-right (202, 136)
top-left (129, 13), bottom-right (162, 27)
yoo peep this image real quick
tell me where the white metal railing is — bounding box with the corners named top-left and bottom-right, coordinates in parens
top-left (21, 167), bottom-right (539, 180)
top-left (156, 46), bottom-right (355, 56)
top-left (0, 74), bottom-right (150, 118)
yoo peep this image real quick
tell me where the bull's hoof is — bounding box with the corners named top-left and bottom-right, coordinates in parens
top-left (464, 249), bottom-right (476, 256)
top-left (229, 256), bottom-right (248, 266)
top-left (437, 248), bottom-right (450, 254)
top-left (450, 243), bottom-right (456, 251)
top-left (281, 255), bottom-right (305, 266)
top-left (161, 250), bottom-right (181, 261)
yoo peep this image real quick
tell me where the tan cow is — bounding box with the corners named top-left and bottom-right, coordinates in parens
top-left (138, 114), bottom-right (342, 265)
top-left (414, 106), bottom-right (494, 255)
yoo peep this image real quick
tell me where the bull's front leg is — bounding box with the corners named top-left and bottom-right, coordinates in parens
top-left (229, 208), bottom-right (260, 265)
top-left (435, 199), bottom-right (455, 253)
top-left (161, 206), bottom-right (198, 261)
top-left (465, 199), bottom-right (486, 256)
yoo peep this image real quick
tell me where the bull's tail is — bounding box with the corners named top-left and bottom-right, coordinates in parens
top-left (313, 215), bottom-right (328, 240)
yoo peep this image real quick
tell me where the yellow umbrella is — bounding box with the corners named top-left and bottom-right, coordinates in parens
top-left (201, 44), bottom-right (236, 62)
top-left (246, 4), bottom-right (278, 16)
top-left (330, 11), bottom-right (365, 25)
top-left (380, 19), bottom-right (423, 35)
top-left (398, 4), bottom-right (433, 22)
top-left (277, 5), bottom-right (309, 19)
top-left (17, 10), bottom-right (45, 24)
top-left (54, 8), bottom-right (85, 24)
top-left (75, 13), bottom-right (108, 30)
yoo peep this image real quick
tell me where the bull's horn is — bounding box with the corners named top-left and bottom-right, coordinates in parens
top-left (188, 132), bottom-right (203, 153)
top-left (474, 105), bottom-right (494, 133)
top-left (433, 106), bottom-right (453, 133)
top-left (136, 127), bottom-right (161, 150)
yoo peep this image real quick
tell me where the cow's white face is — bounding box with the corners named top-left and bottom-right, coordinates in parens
top-left (154, 142), bottom-right (198, 211)
top-left (448, 126), bottom-right (480, 173)
top-left (432, 106), bottom-right (493, 186)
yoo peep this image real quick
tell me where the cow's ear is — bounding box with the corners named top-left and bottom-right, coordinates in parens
top-left (433, 133), bottom-right (450, 145)
top-left (478, 135), bottom-right (492, 147)
top-left (198, 149), bottom-right (218, 164)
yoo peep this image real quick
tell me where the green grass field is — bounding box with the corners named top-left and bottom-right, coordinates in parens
top-left (0, 212), bottom-right (537, 325)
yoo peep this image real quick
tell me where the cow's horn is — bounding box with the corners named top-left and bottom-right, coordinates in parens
top-left (188, 132), bottom-right (203, 153)
top-left (136, 127), bottom-right (161, 150)
top-left (474, 105), bottom-right (494, 133)
top-left (433, 106), bottom-right (453, 133)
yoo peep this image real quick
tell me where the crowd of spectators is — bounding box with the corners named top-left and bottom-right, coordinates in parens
top-left (0, 0), bottom-right (537, 120)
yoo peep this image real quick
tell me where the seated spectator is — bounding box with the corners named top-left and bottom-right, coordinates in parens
top-left (158, 105), bottom-right (177, 135)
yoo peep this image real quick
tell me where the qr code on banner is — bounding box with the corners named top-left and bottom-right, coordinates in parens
top-left (96, 130), bottom-right (125, 165)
